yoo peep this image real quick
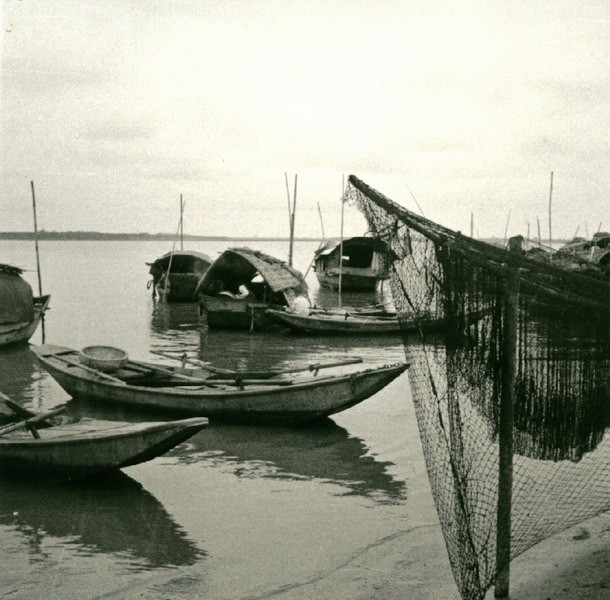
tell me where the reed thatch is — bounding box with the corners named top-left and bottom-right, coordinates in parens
top-left (198, 247), bottom-right (307, 294)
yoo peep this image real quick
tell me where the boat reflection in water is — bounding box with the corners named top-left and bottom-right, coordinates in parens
top-left (164, 420), bottom-right (406, 504)
top-left (0, 344), bottom-right (53, 409)
top-left (0, 471), bottom-right (204, 569)
top-left (71, 398), bottom-right (405, 504)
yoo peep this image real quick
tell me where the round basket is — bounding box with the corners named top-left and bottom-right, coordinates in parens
top-left (79, 345), bottom-right (128, 373)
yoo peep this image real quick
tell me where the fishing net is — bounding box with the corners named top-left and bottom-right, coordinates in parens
top-left (346, 175), bottom-right (610, 600)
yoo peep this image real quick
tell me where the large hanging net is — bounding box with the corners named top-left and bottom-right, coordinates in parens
top-left (346, 175), bottom-right (610, 600)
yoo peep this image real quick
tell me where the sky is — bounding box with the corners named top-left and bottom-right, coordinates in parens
top-left (1, 0), bottom-right (608, 240)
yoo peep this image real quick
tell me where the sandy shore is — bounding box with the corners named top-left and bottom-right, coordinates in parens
top-left (266, 510), bottom-right (610, 600)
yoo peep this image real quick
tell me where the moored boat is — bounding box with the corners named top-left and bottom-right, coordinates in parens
top-left (147, 250), bottom-right (213, 302)
top-left (32, 344), bottom-right (408, 425)
top-left (0, 395), bottom-right (208, 481)
top-left (313, 236), bottom-right (394, 291)
top-left (0, 264), bottom-right (50, 347)
top-left (266, 307), bottom-right (447, 335)
top-left (196, 247), bottom-right (308, 330)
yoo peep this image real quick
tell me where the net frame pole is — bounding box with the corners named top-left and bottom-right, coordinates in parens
top-left (494, 267), bottom-right (519, 598)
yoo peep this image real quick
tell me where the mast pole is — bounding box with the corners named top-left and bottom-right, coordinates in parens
top-left (284, 172), bottom-right (292, 263)
top-left (338, 175), bottom-right (345, 308)
top-left (317, 202), bottom-right (326, 242)
top-left (179, 194), bottom-right (184, 251)
top-left (548, 171), bottom-right (554, 250)
top-left (288, 174), bottom-right (297, 267)
top-left (30, 181), bottom-right (43, 297)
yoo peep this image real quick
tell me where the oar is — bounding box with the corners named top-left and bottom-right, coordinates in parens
top-left (0, 406), bottom-right (66, 437)
top-left (200, 357), bottom-right (365, 380)
top-left (125, 359), bottom-right (218, 385)
top-left (149, 350), bottom-right (236, 375)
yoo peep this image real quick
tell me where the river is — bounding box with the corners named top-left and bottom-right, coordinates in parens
top-left (0, 239), bottom-right (455, 600)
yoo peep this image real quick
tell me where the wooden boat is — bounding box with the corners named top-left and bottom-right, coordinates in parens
top-left (32, 344), bottom-right (408, 425)
top-left (266, 308), bottom-right (402, 334)
top-left (313, 236), bottom-right (395, 291)
top-left (147, 251), bottom-right (213, 302)
top-left (266, 307), bottom-right (448, 335)
top-left (555, 232), bottom-right (610, 278)
top-left (196, 247), bottom-right (308, 330)
top-left (0, 395), bottom-right (208, 481)
top-left (0, 264), bottom-right (50, 347)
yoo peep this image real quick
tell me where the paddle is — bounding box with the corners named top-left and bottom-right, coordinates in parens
top-left (0, 406), bottom-right (66, 437)
top-left (151, 351), bottom-right (364, 380)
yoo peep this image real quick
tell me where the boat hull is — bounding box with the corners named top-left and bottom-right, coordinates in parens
top-left (0, 418), bottom-right (207, 481)
top-left (33, 345), bottom-right (407, 425)
top-left (316, 271), bottom-right (381, 291)
top-left (0, 295), bottom-right (50, 347)
top-left (200, 295), bottom-right (274, 330)
top-left (266, 309), bottom-right (403, 334)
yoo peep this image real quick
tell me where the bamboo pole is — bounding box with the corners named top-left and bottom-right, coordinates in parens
top-left (30, 181), bottom-right (43, 297)
top-left (338, 175), bottom-right (345, 308)
top-left (548, 171), bottom-right (554, 250)
top-left (179, 194), bottom-right (184, 251)
top-left (288, 174), bottom-right (297, 267)
top-left (494, 267), bottom-right (519, 598)
top-left (317, 202), bottom-right (326, 242)
top-left (503, 209), bottom-right (512, 246)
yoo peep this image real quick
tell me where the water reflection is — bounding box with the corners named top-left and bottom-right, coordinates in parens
top-left (169, 420), bottom-right (406, 504)
top-left (0, 471), bottom-right (204, 569)
top-left (150, 302), bottom-right (201, 336)
top-left (148, 287), bottom-right (404, 372)
top-left (0, 344), bottom-right (49, 408)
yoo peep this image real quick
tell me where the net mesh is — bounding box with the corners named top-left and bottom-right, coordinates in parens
top-left (346, 175), bottom-right (610, 600)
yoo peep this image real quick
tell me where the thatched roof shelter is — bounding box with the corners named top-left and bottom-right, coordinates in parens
top-left (197, 247), bottom-right (307, 296)
top-left (0, 264), bottom-right (34, 325)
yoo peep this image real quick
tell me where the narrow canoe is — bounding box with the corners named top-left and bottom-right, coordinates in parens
top-left (32, 344), bottom-right (408, 425)
top-left (265, 309), bottom-right (404, 334)
top-left (0, 416), bottom-right (208, 481)
top-left (0, 295), bottom-right (50, 347)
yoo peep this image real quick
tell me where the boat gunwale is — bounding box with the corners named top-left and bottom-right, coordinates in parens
top-left (33, 346), bottom-right (408, 399)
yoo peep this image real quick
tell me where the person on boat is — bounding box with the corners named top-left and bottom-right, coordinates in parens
top-left (235, 284), bottom-right (251, 299)
top-left (155, 270), bottom-right (171, 303)
top-left (288, 293), bottom-right (311, 315)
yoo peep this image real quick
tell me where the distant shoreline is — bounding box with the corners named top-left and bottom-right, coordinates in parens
top-left (0, 232), bottom-right (322, 242)
top-left (0, 231), bottom-right (570, 245)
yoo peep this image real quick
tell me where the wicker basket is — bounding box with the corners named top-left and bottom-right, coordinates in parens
top-left (79, 346), bottom-right (128, 373)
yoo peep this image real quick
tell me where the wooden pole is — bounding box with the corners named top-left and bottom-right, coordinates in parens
top-left (179, 194), bottom-right (184, 251)
top-left (494, 267), bottom-right (519, 598)
top-left (288, 174), bottom-right (297, 267)
top-left (470, 212), bottom-right (474, 238)
top-left (30, 181), bottom-right (43, 297)
top-left (338, 175), bottom-right (345, 309)
top-left (503, 209), bottom-right (511, 246)
top-left (317, 202), bottom-right (326, 242)
top-left (536, 217), bottom-right (542, 248)
top-left (285, 172), bottom-right (293, 264)
top-left (548, 171), bottom-right (554, 250)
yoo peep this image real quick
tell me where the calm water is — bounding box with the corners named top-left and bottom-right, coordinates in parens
top-left (0, 240), bottom-right (444, 600)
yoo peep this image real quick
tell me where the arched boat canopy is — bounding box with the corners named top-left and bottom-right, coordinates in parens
top-left (197, 247), bottom-right (307, 296)
top-left (314, 236), bottom-right (394, 260)
top-left (0, 264), bottom-right (34, 325)
top-left (147, 251), bottom-right (213, 276)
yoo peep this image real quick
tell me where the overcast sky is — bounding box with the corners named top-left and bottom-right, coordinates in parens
top-left (1, 1), bottom-right (608, 240)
